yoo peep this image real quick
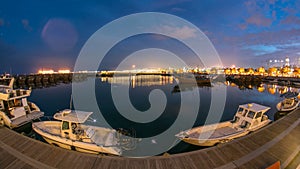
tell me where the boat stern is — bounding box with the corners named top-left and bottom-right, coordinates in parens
top-left (175, 130), bottom-right (189, 140)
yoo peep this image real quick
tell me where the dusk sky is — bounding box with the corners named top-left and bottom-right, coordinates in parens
top-left (1, 0), bottom-right (300, 74)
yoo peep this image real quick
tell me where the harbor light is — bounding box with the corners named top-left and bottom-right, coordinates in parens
top-left (38, 69), bottom-right (54, 74)
top-left (58, 69), bottom-right (71, 74)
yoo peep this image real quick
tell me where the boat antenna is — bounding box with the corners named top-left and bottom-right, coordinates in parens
top-left (70, 94), bottom-right (73, 110)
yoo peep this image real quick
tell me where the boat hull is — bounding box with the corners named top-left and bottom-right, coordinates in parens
top-left (177, 119), bottom-right (271, 146)
top-left (276, 100), bottom-right (300, 112)
top-left (0, 110), bottom-right (44, 129)
top-left (179, 130), bottom-right (249, 146)
top-left (32, 121), bottom-right (121, 156)
top-left (42, 137), bottom-right (103, 154)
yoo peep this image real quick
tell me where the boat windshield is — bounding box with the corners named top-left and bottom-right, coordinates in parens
top-left (247, 111), bottom-right (256, 119)
top-left (255, 111), bottom-right (262, 119)
top-left (237, 107), bottom-right (244, 114)
top-left (62, 121), bottom-right (69, 130)
top-left (242, 109), bottom-right (248, 116)
top-left (231, 116), bottom-right (240, 123)
top-left (240, 121), bottom-right (250, 128)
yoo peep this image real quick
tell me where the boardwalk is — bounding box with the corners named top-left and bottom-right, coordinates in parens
top-left (0, 109), bottom-right (299, 169)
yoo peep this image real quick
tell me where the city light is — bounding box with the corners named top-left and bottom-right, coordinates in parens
top-left (58, 69), bottom-right (71, 74)
top-left (37, 69), bottom-right (71, 74)
top-left (38, 69), bottom-right (54, 74)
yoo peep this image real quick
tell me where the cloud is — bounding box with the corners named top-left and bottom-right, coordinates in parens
top-left (232, 28), bottom-right (300, 46)
top-left (238, 23), bottom-right (248, 30)
top-left (243, 0), bottom-right (274, 27)
top-left (171, 7), bottom-right (186, 12)
top-left (246, 14), bottom-right (272, 27)
top-left (280, 15), bottom-right (300, 25)
top-left (243, 45), bottom-right (280, 56)
top-left (243, 43), bottom-right (300, 56)
top-left (272, 10), bottom-right (276, 19)
top-left (157, 25), bottom-right (197, 40)
top-left (268, 0), bottom-right (276, 5)
top-left (0, 18), bottom-right (4, 26)
top-left (21, 19), bottom-right (32, 32)
top-left (152, 0), bottom-right (191, 9)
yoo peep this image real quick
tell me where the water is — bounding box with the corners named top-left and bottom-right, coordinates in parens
top-left (27, 75), bottom-right (293, 155)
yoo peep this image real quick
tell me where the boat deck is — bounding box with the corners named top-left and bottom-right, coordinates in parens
top-left (1, 108), bottom-right (300, 169)
top-left (189, 126), bottom-right (240, 139)
top-left (85, 127), bottom-right (118, 146)
top-left (11, 111), bottom-right (44, 128)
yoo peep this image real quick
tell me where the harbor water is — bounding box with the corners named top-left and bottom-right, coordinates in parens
top-left (26, 75), bottom-right (292, 154)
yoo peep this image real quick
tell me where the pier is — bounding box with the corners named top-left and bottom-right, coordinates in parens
top-left (0, 108), bottom-right (299, 169)
top-left (9, 72), bottom-right (300, 90)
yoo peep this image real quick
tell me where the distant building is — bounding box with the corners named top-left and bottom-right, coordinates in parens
top-left (285, 56), bottom-right (290, 67)
top-left (297, 57), bottom-right (300, 67)
top-left (267, 56), bottom-right (291, 68)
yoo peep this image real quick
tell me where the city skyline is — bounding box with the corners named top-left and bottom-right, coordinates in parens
top-left (1, 0), bottom-right (300, 73)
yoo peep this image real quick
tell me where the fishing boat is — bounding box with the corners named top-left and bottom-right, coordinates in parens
top-left (176, 103), bottom-right (271, 146)
top-left (32, 109), bottom-right (138, 156)
top-left (276, 91), bottom-right (300, 112)
top-left (0, 78), bottom-right (44, 128)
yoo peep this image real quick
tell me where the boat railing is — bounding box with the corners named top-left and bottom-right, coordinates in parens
top-left (262, 115), bottom-right (269, 122)
top-left (84, 128), bottom-right (122, 148)
top-left (39, 116), bottom-right (55, 121)
top-left (240, 121), bottom-right (251, 129)
top-left (11, 89), bottom-right (30, 98)
top-left (116, 128), bottom-right (140, 151)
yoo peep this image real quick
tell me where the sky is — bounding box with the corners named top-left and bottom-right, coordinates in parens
top-left (1, 0), bottom-right (300, 74)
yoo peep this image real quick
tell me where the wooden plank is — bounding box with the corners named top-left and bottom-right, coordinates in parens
top-left (204, 148), bottom-right (232, 167)
top-left (187, 150), bottom-right (218, 169)
top-left (0, 152), bottom-right (17, 169)
top-left (36, 148), bottom-right (67, 167)
top-left (241, 151), bottom-right (278, 169)
top-left (0, 109), bottom-right (300, 169)
top-left (4, 159), bottom-right (28, 169)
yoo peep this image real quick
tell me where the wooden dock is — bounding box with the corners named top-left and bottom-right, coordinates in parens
top-left (0, 109), bottom-right (299, 169)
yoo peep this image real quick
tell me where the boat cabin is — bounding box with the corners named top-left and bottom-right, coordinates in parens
top-left (0, 78), bottom-right (33, 119)
top-left (281, 98), bottom-right (297, 108)
top-left (232, 103), bottom-right (270, 130)
top-left (53, 110), bottom-right (93, 140)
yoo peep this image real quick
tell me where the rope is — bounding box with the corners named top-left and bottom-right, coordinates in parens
top-left (166, 137), bottom-right (181, 152)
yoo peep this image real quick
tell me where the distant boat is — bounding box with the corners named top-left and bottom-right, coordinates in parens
top-left (276, 92), bottom-right (300, 112)
top-left (292, 82), bottom-right (300, 86)
top-left (32, 109), bottom-right (139, 156)
top-left (0, 78), bottom-right (44, 128)
top-left (176, 103), bottom-right (271, 146)
top-left (268, 79), bottom-right (278, 84)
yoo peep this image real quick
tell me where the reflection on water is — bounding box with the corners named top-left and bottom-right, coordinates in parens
top-left (24, 75), bottom-right (299, 155)
top-left (225, 81), bottom-right (299, 95)
top-left (100, 75), bottom-right (174, 88)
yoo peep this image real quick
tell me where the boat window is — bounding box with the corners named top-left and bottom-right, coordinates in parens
top-left (262, 115), bottom-right (268, 121)
top-left (237, 107), bottom-right (244, 114)
top-left (242, 109), bottom-right (248, 116)
top-left (231, 116), bottom-right (240, 123)
top-left (14, 99), bottom-right (21, 106)
top-left (62, 121), bottom-right (69, 130)
top-left (247, 111), bottom-right (255, 118)
top-left (240, 121), bottom-right (250, 128)
top-left (255, 111), bottom-right (263, 119)
top-left (245, 122), bottom-right (251, 128)
top-left (8, 100), bottom-right (14, 107)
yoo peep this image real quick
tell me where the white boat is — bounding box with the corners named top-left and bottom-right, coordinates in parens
top-left (176, 103), bottom-right (271, 146)
top-left (32, 109), bottom-right (137, 156)
top-left (276, 92), bottom-right (300, 112)
top-left (0, 78), bottom-right (44, 128)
